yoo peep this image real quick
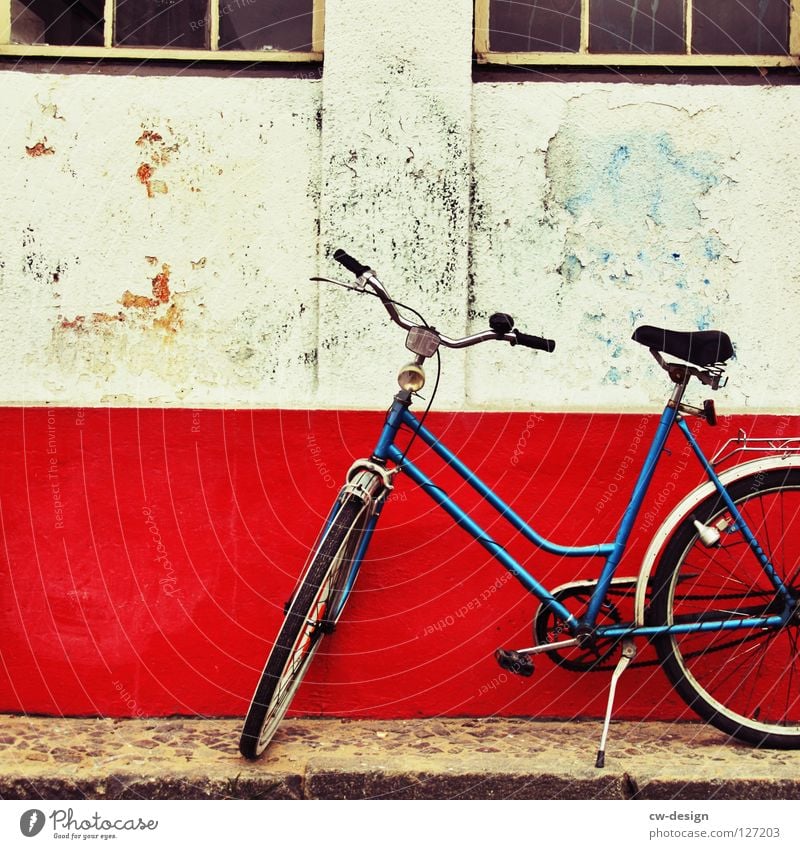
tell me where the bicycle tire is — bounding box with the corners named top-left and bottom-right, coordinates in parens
top-left (650, 467), bottom-right (800, 748)
top-left (239, 497), bottom-right (370, 759)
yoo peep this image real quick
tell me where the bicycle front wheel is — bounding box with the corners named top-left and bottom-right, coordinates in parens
top-left (650, 467), bottom-right (800, 748)
top-left (239, 496), bottom-right (371, 759)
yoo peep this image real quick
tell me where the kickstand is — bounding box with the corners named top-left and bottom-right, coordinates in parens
top-left (595, 638), bottom-right (636, 768)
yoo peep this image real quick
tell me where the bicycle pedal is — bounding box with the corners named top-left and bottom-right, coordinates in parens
top-left (495, 649), bottom-right (535, 677)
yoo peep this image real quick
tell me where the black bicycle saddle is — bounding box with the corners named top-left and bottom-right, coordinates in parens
top-left (632, 325), bottom-right (733, 367)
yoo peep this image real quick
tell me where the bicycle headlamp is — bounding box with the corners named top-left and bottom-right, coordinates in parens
top-left (397, 363), bottom-right (425, 392)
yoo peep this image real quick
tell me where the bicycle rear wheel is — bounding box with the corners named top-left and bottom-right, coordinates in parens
top-left (650, 467), bottom-right (800, 748)
top-left (239, 496), bottom-right (370, 759)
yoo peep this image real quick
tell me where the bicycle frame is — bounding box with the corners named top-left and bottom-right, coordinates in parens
top-left (242, 253), bottom-right (800, 763)
top-left (354, 387), bottom-right (794, 645)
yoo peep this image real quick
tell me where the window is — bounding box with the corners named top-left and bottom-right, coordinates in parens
top-left (475, 1), bottom-right (800, 67)
top-left (1, 0), bottom-right (323, 61)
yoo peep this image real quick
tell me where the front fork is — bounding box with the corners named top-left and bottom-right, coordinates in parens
top-left (326, 459), bottom-right (397, 624)
top-left (283, 458), bottom-right (395, 623)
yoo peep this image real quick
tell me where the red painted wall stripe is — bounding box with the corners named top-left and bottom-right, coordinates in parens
top-left (0, 407), bottom-right (795, 721)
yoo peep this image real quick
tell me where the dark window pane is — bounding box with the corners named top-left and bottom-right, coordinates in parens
top-left (489, 0), bottom-right (581, 53)
top-left (115, 0), bottom-right (209, 49)
top-left (219, 0), bottom-right (314, 51)
top-left (11, 0), bottom-right (104, 46)
top-left (590, 0), bottom-right (685, 54)
top-left (693, 0), bottom-right (789, 55)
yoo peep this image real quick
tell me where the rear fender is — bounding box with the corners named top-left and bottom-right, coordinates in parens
top-left (633, 456), bottom-right (800, 625)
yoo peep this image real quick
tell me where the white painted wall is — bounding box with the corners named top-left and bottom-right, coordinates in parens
top-left (1, 0), bottom-right (798, 413)
top-left (471, 83), bottom-right (800, 413)
top-left (0, 73), bottom-right (321, 407)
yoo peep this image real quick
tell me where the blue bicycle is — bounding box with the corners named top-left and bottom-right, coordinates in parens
top-left (240, 249), bottom-right (800, 765)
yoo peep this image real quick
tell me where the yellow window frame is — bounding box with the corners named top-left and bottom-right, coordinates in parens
top-left (0, 0), bottom-right (324, 61)
top-left (475, 0), bottom-right (800, 67)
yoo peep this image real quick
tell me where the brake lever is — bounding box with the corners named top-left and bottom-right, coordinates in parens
top-left (309, 276), bottom-right (369, 292)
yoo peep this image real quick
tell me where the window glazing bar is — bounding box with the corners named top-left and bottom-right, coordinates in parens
top-left (103, 0), bottom-right (113, 47)
top-left (685, 0), bottom-right (693, 54)
top-left (474, 0), bottom-right (490, 54)
top-left (312, 0), bottom-right (325, 53)
top-left (580, 0), bottom-right (589, 53)
top-left (209, 0), bottom-right (219, 50)
top-left (791, 0), bottom-right (800, 55)
top-left (1, 0), bottom-right (11, 43)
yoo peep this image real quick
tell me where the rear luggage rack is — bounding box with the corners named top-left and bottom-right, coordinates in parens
top-left (711, 429), bottom-right (800, 467)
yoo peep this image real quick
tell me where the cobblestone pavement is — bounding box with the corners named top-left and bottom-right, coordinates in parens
top-left (1, 715), bottom-right (799, 800)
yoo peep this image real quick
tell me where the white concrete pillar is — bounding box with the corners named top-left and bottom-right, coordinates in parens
top-left (317, 0), bottom-right (474, 407)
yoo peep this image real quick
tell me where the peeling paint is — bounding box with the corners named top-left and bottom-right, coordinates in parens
top-left (153, 303), bottom-right (182, 334)
top-left (2, 14), bottom-right (798, 414)
top-left (151, 264), bottom-right (171, 303)
top-left (91, 312), bottom-right (125, 324)
top-left (135, 130), bottom-right (164, 146)
top-left (121, 291), bottom-right (158, 309)
top-left (136, 163), bottom-right (168, 198)
top-left (59, 315), bottom-right (86, 330)
top-left (26, 140), bottom-right (54, 157)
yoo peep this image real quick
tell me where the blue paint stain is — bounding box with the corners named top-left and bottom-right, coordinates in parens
top-left (557, 131), bottom-right (723, 245)
top-left (637, 250), bottom-right (647, 263)
top-left (669, 302), bottom-right (679, 313)
top-left (648, 188), bottom-right (664, 225)
top-left (596, 334), bottom-right (623, 358)
top-left (564, 190), bottom-right (593, 215)
top-left (704, 235), bottom-right (722, 261)
top-left (629, 309), bottom-right (644, 326)
top-left (703, 278), bottom-right (711, 286)
top-left (559, 253), bottom-right (583, 284)
top-left (605, 366), bottom-right (622, 385)
top-left (606, 145), bottom-right (631, 182)
top-left (696, 309), bottom-right (712, 331)
top-left (655, 133), bottom-right (720, 192)
top-left (600, 250), bottom-right (613, 263)
top-left (672, 252), bottom-right (681, 260)
top-left (675, 279), bottom-right (688, 289)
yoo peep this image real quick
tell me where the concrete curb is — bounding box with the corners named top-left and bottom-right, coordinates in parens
top-left (1, 716), bottom-right (799, 800)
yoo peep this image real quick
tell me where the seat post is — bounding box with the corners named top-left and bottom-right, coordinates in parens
top-left (668, 371), bottom-right (690, 409)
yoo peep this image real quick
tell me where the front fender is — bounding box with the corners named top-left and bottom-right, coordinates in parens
top-left (633, 456), bottom-right (800, 625)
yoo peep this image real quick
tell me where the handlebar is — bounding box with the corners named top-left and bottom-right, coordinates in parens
top-left (333, 248), bottom-right (556, 354)
top-left (332, 249), bottom-right (370, 278)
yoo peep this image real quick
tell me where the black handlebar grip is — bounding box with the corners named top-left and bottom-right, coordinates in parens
top-left (333, 248), bottom-right (370, 278)
top-left (513, 330), bottom-right (556, 353)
